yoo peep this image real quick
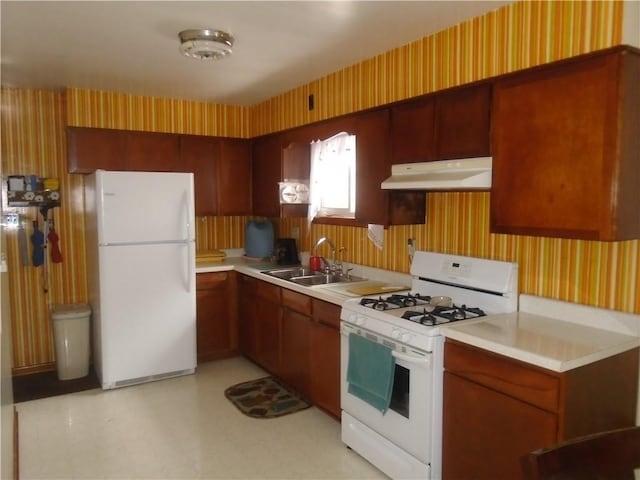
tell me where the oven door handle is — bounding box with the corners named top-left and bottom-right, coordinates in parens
top-left (392, 350), bottom-right (431, 367)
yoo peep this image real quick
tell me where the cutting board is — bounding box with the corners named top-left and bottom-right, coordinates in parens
top-left (196, 250), bottom-right (226, 264)
top-left (346, 284), bottom-right (410, 296)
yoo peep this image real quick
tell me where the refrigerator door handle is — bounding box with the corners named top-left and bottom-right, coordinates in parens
top-left (188, 240), bottom-right (194, 293)
top-left (182, 190), bottom-right (194, 293)
top-left (181, 189), bottom-right (193, 243)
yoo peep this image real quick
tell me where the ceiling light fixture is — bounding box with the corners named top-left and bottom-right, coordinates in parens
top-left (178, 29), bottom-right (234, 60)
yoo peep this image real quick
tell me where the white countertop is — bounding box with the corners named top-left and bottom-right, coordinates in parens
top-left (197, 252), bottom-right (640, 373)
top-left (442, 295), bottom-right (640, 372)
top-left (195, 251), bottom-right (411, 306)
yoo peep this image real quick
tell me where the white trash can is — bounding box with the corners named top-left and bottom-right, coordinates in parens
top-left (51, 304), bottom-right (91, 380)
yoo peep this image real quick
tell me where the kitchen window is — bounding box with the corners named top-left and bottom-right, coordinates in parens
top-left (308, 132), bottom-right (356, 224)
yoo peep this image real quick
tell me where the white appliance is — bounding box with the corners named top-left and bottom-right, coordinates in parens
top-left (340, 251), bottom-right (518, 479)
top-left (380, 157), bottom-right (492, 190)
top-left (85, 170), bottom-right (196, 389)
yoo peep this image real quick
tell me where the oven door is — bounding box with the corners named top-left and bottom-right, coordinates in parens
top-left (340, 322), bottom-right (435, 464)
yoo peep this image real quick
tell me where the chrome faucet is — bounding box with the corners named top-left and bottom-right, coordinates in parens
top-left (313, 236), bottom-right (336, 273)
top-left (338, 247), bottom-right (352, 278)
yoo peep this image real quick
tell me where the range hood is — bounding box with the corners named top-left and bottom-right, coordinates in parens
top-left (381, 157), bottom-right (492, 190)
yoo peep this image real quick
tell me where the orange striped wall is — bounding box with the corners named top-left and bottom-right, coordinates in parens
top-left (1, 89), bottom-right (88, 368)
top-left (2, 1), bottom-right (636, 371)
top-left (250, 1), bottom-right (623, 135)
top-left (272, 0), bottom-right (638, 313)
top-left (66, 89), bottom-right (250, 137)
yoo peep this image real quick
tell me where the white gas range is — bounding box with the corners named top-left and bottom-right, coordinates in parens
top-left (340, 251), bottom-right (518, 480)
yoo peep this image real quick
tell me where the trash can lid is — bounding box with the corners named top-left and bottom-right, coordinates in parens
top-left (51, 303), bottom-right (91, 320)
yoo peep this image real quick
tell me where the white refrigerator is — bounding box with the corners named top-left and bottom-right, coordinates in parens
top-left (85, 170), bottom-right (197, 389)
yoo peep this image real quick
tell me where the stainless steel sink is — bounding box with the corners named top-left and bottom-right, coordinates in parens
top-left (290, 274), bottom-right (343, 286)
top-left (262, 267), bottom-right (366, 286)
top-left (262, 267), bottom-right (317, 280)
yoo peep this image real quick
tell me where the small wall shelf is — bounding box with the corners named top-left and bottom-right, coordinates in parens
top-left (7, 189), bottom-right (60, 208)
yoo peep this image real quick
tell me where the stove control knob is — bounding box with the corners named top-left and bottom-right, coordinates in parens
top-left (391, 328), bottom-right (401, 339)
top-left (350, 314), bottom-right (366, 326)
top-left (400, 332), bottom-right (413, 343)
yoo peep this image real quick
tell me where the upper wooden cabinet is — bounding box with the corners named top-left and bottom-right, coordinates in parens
top-left (218, 138), bottom-right (252, 216)
top-left (68, 126), bottom-right (179, 172)
top-left (390, 83), bottom-right (491, 164)
top-left (491, 47), bottom-right (640, 240)
top-left (179, 134), bottom-right (219, 216)
top-left (355, 109), bottom-right (426, 226)
top-left (177, 135), bottom-right (252, 216)
top-left (251, 134), bottom-right (283, 217)
top-left (67, 127), bottom-right (180, 173)
top-left (254, 109), bottom-right (425, 225)
top-left (68, 127), bottom-right (251, 216)
top-left (125, 131), bottom-right (179, 172)
top-left (280, 142), bottom-right (311, 218)
top-left (67, 126), bottom-right (126, 173)
top-left (435, 83), bottom-right (491, 160)
top-left (390, 97), bottom-right (436, 163)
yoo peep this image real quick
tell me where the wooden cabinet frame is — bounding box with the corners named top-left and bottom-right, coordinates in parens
top-left (195, 271), bottom-right (238, 362)
top-left (491, 46), bottom-right (640, 240)
top-left (443, 339), bottom-right (639, 480)
top-left (237, 275), bottom-right (341, 418)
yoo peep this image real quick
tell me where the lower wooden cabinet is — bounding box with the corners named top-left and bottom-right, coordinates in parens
top-left (443, 371), bottom-right (557, 480)
top-left (309, 298), bottom-right (341, 418)
top-left (237, 274), bottom-right (258, 360)
top-left (442, 339), bottom-right (639, 480)
top-left (238, 274), bottom-right (282, 376)
top-left (281, 289), bottom-right (312, 398)
top-left (282, 291), bottom-right (341, 417)
top-left (195, 271), bottom-right (238, 362)
top-left (237, 275), bottom-right (341, 418)
top-left (254, 281), bottom-right (283, 376)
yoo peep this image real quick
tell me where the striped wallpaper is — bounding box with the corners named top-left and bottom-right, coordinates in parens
top-left (1, 89), bottom-right (88, 369)
top-left (66, 89), bottom-right (250, 137)
top-left (249, 1), bottom-right (623, 135)
top-left (2, 1), bottom-right (637, 372)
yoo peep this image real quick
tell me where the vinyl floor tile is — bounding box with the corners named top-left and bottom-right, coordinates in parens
top-left (17, 356), bottom-right (386, 480)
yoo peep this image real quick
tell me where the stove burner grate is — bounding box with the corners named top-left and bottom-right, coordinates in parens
top-left (359, 293), bottom-right (486, 326)
top-left (359, 293), bottom-right (431, 311)
top-left (400, 304), bottom-right (486, 325)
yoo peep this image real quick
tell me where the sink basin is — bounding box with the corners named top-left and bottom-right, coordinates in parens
top-left (262, 267), bottom-right (366, 286)
top-left (290, 274), bottom-right (343, 286)
top-left (262, 267), bottom-right (317, 280)
top-left (291, 273), bottom-right (367, 286)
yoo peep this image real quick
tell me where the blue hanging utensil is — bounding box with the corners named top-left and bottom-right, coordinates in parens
top-left (31, 219), bottom-right (44, 267)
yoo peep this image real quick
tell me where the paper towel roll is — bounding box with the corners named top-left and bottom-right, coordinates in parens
top-left (367, 224), bottom-right (384, 250)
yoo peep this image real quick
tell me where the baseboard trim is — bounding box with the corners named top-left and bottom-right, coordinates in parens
top-left (12, 363), bottom-right (55, 377)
